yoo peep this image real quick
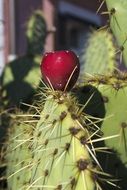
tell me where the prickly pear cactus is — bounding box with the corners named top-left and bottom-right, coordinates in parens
top-left (3, 56), bottom-right (41, 107)
top-left (81, 30), bottom-right (116, 75)
top-left (2, 49), bottom-right (121, 190)
top-left (26, 10), bottom-right (47, 55)
top-left (78, 72), bottom-right (127, 189)
top-left (105, 0), bottom-right (127, 66)
top-left (5, 89), bottom-right (116, 190)
top-left (2, 10), bottom-right (47, 107)
top-left (6, 121), bottom-right (32, 190)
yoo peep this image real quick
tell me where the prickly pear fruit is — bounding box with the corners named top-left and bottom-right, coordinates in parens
top-left (3, 51), bottom-right (118, 189)
top-left (40, 50), bottom-right (80, 91)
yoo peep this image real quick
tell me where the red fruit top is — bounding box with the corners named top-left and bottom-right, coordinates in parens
top-left (40, 50), bottom-right (80, 91)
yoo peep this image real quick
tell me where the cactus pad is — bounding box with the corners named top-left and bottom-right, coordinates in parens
top-left (6, 119), bottom-right (33, 190)
top-left (105, 0), bottom-right (127, 66)
top-left (4, 89), bottom-right (116, 189)
top-left (2, 10), bottom-right (47, 107)
top-left (79, 72), bottom-right (127, 189)
top-left (81, 30), bottom-right (116, 75)
top-left (26, 10), bottom-right (47, 55)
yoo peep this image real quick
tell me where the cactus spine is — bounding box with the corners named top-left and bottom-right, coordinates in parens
top-left (4, 88), bottom-right (116, 189)
top-left (79, 72), bottom-right (127, 189)
top-left (6, 121), bottom-right (32, 190)
top-left (2, 0), bottom-right (127, 189)
top-left (105, 0), bottom-right (127, 66)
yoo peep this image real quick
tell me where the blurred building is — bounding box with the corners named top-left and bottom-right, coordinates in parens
top-left (2, 0), bottom-right (107, 67)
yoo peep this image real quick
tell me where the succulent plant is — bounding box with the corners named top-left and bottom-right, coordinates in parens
top-left (105, 0), bottom-right (127, 66)
top-left (6, 121), bottom-right (32, 190)
top-left (26, 10), bottom-right (47, 55)
top-left (2, 10), bottom-right (47, 108)
top-left (2, 51), bottom-right (119, 190)
top-left (2, 0), bottom-right (127, 189)
top-left (81, 29), bottom-right (116, 75)
top-left (77, 72), bottom-right (127, 189)
top-left (5, 88), bottom-right (118, 190)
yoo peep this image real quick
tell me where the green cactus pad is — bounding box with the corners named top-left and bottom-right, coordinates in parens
top-left (4, 89), bottom-right (114, 190)
top-left (2, 10), bottom-right (47, 107)
top-left (105, 0), bottom-right (127, 66)
top-left (81, 30), bottom-right (116, 75)
top-left (79, 72), bottom-right (127, 189)
top-left (2, 56), bottom-right (41, 107)
top-left (30, 93), bottom-right (96, 190)
top-left (26, 10), bottom-right (47, 55)
top-left (6, 119), bottom-right (33, 190)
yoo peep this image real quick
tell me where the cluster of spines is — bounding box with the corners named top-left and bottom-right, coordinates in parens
top-left (3, 88), bottom-right (118, 190)
top-left (83, 71), bottom-right (127, 89)
top-left (3, 1), bottom-right (127, 189)
top-left (79, 72), bottom-right (127, 189)
top-left (5, 119), bottom-right (33, 190)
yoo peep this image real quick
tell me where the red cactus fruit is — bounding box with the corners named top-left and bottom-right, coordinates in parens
top-left (40, 50), bottom-right (80, 91)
